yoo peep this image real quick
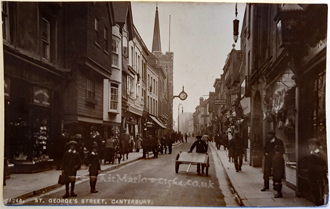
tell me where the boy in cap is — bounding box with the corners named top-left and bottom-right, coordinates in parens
top-left (61, 140), bottom-right (81, 198)
top-left (189, 135), bottom-right (208, 174)
top-left (85, 142), bottom-right (101, 193)
top-left (261, 130), bottom-right (284, 191)
top-left (272, 145), bottom-right (285, 198)
top-left (307, 138), bottom-right (327, 205)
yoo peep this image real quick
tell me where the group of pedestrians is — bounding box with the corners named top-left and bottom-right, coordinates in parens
top-left (215, 128), bottom-right (328, 203)
top-left (59, 126), bottom-right (139, 198)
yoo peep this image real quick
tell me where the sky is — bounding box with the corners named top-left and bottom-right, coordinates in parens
top-left (131, 2), bottom-right (246, 126)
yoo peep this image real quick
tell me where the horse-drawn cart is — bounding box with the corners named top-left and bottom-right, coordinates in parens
top-left (175, 151), bottom-right (210, 176)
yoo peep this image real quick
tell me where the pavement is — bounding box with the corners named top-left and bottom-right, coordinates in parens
top-left (3, 141), bottom-right (182, 201)
top-left (209, 142), bottom-right (315, 207)
top-left (21, 139), bottom-right (235, 206)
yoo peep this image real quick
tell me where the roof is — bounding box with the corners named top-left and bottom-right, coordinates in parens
top-left (112, 2), bottom-right (134, 40)
top-left (112, 2), bottom-right (129, 23)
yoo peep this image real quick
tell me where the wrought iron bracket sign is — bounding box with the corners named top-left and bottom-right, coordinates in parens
top-left (173, 86), bottom-right (188, 101)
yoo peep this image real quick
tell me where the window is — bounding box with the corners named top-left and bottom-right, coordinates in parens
top-left (147, 96), bottom-right (149, 110)
top-left (123, 36), bottom-right (128, 57)
top-left (156, 81), bottom-right (158, 95)
top-left (156, 100), bottom-right (158, 116)
top-left (135, 52), bottom-right (137, 71)
top-left (104, 27), bottom-right (108, 52)
top-left (110, 83), bottom-right (118, 111)
top-left (127, 75), bottom-right (135, 98)
top-left (86, 78), bottom-right (95, 99)
top-left (138, 55), bottom-right (140, 73)
top-left (112, 39), bottom-right (119, 67)
top-left (41, 17), bottom-right (50, 60)
top-left (130, 46), bottom-right (133, 65)
top-left (2, 2), bottom-right (9, 41)
top-left (95, 18), bottom-right (99, 44)
top-left (153, 79), bottom-right (155, 93)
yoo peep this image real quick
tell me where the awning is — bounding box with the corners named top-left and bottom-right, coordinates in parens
top-left (240, 97), bottom-right (251, 115)
top-left (149, 115), bottom-right (166, 129)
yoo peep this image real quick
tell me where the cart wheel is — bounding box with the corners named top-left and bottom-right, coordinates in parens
top-left (175, 162), bottom-right (180, 173)
top-left (205, 156), bottom-right (209, 176)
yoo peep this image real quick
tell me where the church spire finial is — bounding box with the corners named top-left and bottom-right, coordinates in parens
top-left (152, 3), bottom-right (161, 52)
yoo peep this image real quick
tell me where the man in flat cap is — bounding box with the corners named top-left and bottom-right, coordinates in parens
top-left (189, 135), bottom-right (208, 174)
top-left (307, 138), bottom-right (328, 205)
top-left (261, 130), bottom-right (284, 191)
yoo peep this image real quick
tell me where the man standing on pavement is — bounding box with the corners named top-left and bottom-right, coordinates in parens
top-left (232, 129), bottom-right (244, 172)
top-left (189, 135), bottom-right (208, 174)
top-left (307, 138), bottom-right (328, 205)
top-left (184, 133), bottom-right (188, 143)
top-left (215, 133), bottom-right (221, 150)
top-left (261, 130), bottom-right (284, 191)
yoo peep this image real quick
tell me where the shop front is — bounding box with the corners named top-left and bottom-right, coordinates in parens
top-left (264, 68), bottom-right (297, 189)
top-left (296, 53), bottom-right (326, 203)
top-left (5, 76), bottom-right (63, 173)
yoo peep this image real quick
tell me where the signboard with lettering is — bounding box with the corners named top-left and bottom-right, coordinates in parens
top-left (215, 99), bottom-right (227, 105)
top-left (33, 86), bottom-right (50, 107)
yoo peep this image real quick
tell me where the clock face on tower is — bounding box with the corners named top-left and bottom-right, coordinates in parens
top-left (179, 92), bottom-right (188, 100)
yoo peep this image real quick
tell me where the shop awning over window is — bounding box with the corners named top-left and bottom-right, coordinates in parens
top-left (240, 97), bottom-right (251, 116)
top-left (149, 115), bottom-right (166, 129)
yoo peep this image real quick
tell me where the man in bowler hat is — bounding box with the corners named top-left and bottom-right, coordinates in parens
top-left (189, 135), bottom-right (208, 174)
top-left (261, 130), bottom-right (284, 191)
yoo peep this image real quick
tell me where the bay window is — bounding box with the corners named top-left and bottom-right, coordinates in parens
top-left (109, 83), bottom-right (119, 111)
top-left (112, 39), bottom-right (119, 67)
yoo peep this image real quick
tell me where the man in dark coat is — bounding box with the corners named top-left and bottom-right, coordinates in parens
top-left (232, 130), bottom-right (244, 172)
top-left (307, 138), bottom-right (328, 206)
top-left (61, 141), bottom-right (81, 198)
top-left (261, 130), bottom-right (284, 191)
top-left (272, 145), bottom-right (285, 198)
top-left (215, 134), bottom-right (221, 150)
top-left (167, 133), bottom-right (173, 154)
top-left (189, 136), bottom-right (208, 174)
top-left (120, 129), bottom-right (130, 161)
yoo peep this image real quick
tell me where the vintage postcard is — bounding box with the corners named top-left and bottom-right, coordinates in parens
top-left (1, 0), bottom-right (328, 208)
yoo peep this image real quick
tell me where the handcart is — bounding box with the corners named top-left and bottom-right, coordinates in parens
top-left (175, 151), bottom-right (210, 176)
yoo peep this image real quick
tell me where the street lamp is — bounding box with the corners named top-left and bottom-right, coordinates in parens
top-left (178, 103), bottom-right (183, 133)
top-left (233, 3), bottom-right (239, 43)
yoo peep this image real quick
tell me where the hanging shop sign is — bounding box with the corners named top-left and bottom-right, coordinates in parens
top-left (4, 77), bottom-right (10, 99)
top-left (33, 86), bottom-right (50, 107)
top-left (240, 97), bottom-right (251, 115)
top-left (227, 85), bottom-right (240, 95)
top-left (215, 99), bottom-right (227, 105)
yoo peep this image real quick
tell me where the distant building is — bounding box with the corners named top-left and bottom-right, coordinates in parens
top-left (151, 6), bottom-right (174, 132)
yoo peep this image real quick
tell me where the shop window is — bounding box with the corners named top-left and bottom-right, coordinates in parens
top-left (313, 72), bottom-right (326, 144)
top-left (2, 2), bottom-right (10, 42)
top-left (109, 83), bottom-right (119, 112)
top-left (41, 17), bottom-right (50, 60)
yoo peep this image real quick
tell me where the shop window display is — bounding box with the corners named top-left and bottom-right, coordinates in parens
top-left (313, 72), bottom-right (326, 146)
